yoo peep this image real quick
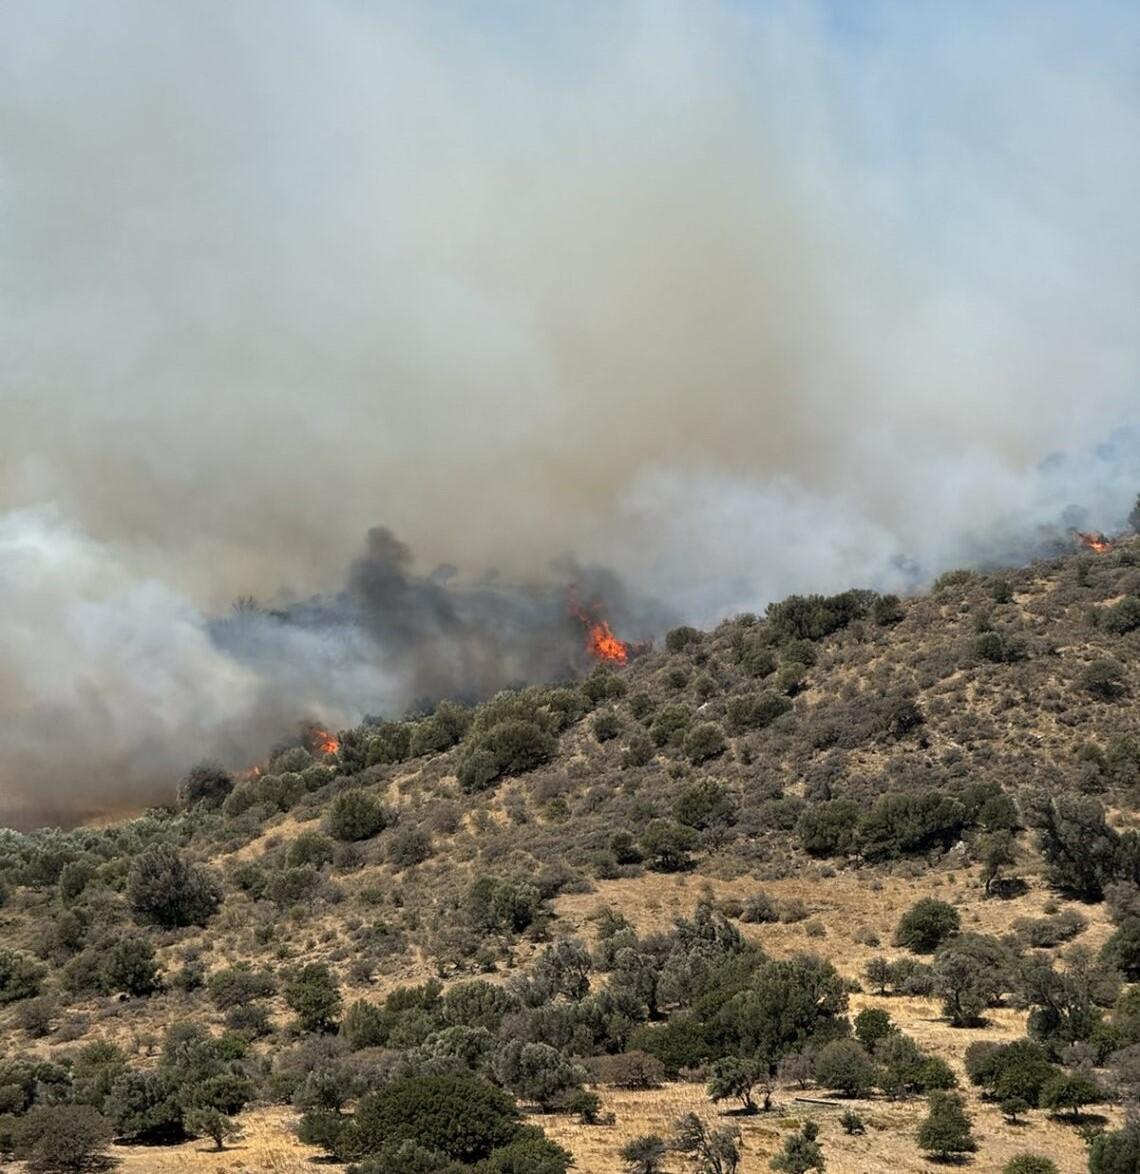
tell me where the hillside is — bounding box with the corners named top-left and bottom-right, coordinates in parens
top-left (4, 541), bottom-right (1140, 1172)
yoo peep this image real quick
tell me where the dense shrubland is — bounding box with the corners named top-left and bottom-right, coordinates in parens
top-left (3, 544), bottom-right (1140, 1167)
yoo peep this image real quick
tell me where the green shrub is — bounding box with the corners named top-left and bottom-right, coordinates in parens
top-left (740, 892), bottom-right (779, 923)
top-left (351, 1075), bottom-right (521, 1163)
top-left (223, 771), bottom-right (304, 817)
top-left (673, 780), bottom-right (734, 830)
top-left (1103, 596), bottom-right (1140, 635)
top-left (917, 1091), bottom-right (976, 1159)
top-left (592, 710), bottom-right (622, 742)
top-left (767, 590), bottom-right (869, 642)
top-left (207, 964), bottom-right (276, 1010)
top-left (285, 963), bottom-right (342, 1032)
top-left (639, 820), bottom-right (699, 873)
top-left (12, 1104), bottom-right (113, 1172)
top-left (894, 899), bottom-right (960, 953)
top-left (621, 733), bottom-right (653, 769)
top-left (813, 1038), bottom-right (876, 1097)
top-left (797, 799), bottom-right (861, 857)
top-left (840, 1108), bottom-right (865, 1135)
top-left (0, 950), bottom-right (46, 1005)
top-left (325, 789), bottom-right (388, 842)
top-left (683, 722), bottom-right (726, 764)
top-left (860, 790), bottom-right (965, 860)
top-left (1039, 1070), bottom-right (1103, 1118)
top-left (1003, 1156), bottom-right (1058, 1174)
top-left (127, 844), bottom-right (222, 928)
top-left (491, 1040), bottom-right (583, 1109)
top-left (1089, 1122), bottom-right (1140, 1173)
top-left (360, 721), bottom-right (411, 766)
top-left (874, 594), bottom-right (905, 624)
top-left (177, 763), bottom-right (234, 811)
top-left (768, 1119), bottom-right (823, 1173)
top-left (965, 1039), bottom-right (1055, 1106)
top-left (649, 704), bottom-right (692, 748)
top-left (1081, 658), bottom-right (1126, 701)
top-left (725, 691), bottom-right (791, 734)
top-left (665, 626), bottom-right (703, 652)
top-left (409, 702), bottom-right (471, 757)
top-left (459, 720), bottom-right (556, 793)
top-left (457, 748), bottom-right (500, 792)
top-left (389, 827), bottom-right (432, 869)
top-left (266, 865), bottom-right (320, 905)
top-left (286, 830), bottom-right (336, 868)
top-left (620, 1134), bottom-right (667, 1174)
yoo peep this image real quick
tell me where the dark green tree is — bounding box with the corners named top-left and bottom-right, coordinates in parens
top-left (285, 963), bottom-right (342, 1032)
top-left (916, 1091), bottom-right (976, 1160)
top-left (894, 898), bottom-right (960, 953)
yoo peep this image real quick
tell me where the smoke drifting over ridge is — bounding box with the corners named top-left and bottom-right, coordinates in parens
top-left (3, 2), bottom-right (1140, 825)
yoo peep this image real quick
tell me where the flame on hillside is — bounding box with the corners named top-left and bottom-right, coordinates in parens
top-left (307, 727), bottom-right (340, 756)
top-left (569, 596), bottom-right (632, 665)
top-left (1073, 529), bottom-right (1114, 554)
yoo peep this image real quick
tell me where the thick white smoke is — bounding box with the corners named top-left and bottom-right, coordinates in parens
top-left (2, 1), bottom-right (1139, 823)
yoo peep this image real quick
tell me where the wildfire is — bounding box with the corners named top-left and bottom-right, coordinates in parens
top-left (569, 596), bottom-right (632, 665)
top-left (585, 618), bottom-right (630, 665)
top-left (1074, 529), bottom-right (1114, 554)
top-left (308, 727), bottom-right (341, 756)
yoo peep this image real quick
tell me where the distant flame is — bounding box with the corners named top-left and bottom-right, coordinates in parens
top-left (585, 618), bottom-right (630, 665)
top-left (308, 727), bottom-right (340, 756)
top-left (237, 764), bottom-right (263, 782)
top-left (1074, 529), bottom-right (1114, 554)
top-left (569, 596), bottom-right (632, 665)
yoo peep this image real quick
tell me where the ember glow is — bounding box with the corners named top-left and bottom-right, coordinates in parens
top-left (1074, 530), bottom-right (1115, 554)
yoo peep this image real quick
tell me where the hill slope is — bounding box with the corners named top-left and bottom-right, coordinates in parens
top-left (3, 542), bottom-right (1140, 1171)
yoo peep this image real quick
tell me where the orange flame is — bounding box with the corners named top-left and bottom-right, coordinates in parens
top-left (585, 619), bottom-right (630, 665)
top-left (569, 596), bottom-right (632, 665)
top-left (1075, 530), bottom-right (1114, 554)
top-left (309, 727), bottom-right (340, 756)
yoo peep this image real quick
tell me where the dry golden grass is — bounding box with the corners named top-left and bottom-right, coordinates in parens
top-left (98, 1107), bottom-right (319, 1173)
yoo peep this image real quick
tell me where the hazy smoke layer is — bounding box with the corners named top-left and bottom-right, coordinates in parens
top-left (2, 2), bottom-right (1140, 824)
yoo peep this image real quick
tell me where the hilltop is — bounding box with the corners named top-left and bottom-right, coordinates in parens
top-left (3, 541), bottom-right (1140, 1171)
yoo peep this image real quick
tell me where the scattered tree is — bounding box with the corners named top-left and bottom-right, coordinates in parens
top-left (917, 1092), bottom-right (977, 1160)
top-left (894, 898), bottom-right (960, 953)
top-left (707, 1056), bottom-right (766, 1113)
top-left (770, 1120), bottom-right (825, 1173)
top-left (185, 1106), bottom-right (241, 1151)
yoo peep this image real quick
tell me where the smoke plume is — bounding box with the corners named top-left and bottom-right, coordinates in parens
top-left (3, 2), bottom-right (1140, 824)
